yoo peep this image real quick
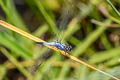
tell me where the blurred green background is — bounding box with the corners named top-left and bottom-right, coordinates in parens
top-left (0, 0), bottom-right (120, 80)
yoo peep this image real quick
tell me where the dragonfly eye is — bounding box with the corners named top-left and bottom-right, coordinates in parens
top-left (65, 44), bottom-right (72, 52)
top-left (68, 45), bottom-right (72, 51)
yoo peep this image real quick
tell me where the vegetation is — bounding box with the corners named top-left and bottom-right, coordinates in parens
top-left (0, 0), bottom-right (120, 80)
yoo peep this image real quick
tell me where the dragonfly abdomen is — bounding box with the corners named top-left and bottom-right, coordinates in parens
top-left (36, 42), bottom-right (56, 46)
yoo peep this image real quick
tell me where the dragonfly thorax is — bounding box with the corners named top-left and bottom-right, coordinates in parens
top-left (55, 40), bottom-right (66, 48)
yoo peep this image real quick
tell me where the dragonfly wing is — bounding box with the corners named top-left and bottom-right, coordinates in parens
top-left (56, 1), bottom-right (75, 41)
top-left (30, 50), bottom-right (53, 75)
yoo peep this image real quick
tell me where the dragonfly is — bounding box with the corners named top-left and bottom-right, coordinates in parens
top-left (35, 0), bottom-right (75, 53)
top-left (36, 40), bottom-right (72, 53)
top-left (30, 0), bottom-right (75, 74)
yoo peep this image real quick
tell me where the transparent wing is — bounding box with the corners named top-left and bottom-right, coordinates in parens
top-left (30, 50), bottom-right (53, 75)
top-left (56, 0), bottom-right (75, 41)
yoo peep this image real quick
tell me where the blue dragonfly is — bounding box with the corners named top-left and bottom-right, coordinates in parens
top-left (36, 40), bottom-right (72, 53)
top-left (35, 0), bottom-right (74, 53)
top-left (30, 0), bottom-right (75, 74)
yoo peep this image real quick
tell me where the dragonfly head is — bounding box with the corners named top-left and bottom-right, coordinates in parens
top-left (65, 44), bottom-right (72, 53)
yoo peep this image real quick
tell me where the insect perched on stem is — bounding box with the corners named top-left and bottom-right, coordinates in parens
top-left (35, 0), bottom-right (75, 53)
top-left (31, 0), bottom-right (75, 74)
top-left (36, 40), bottom-right (72, 53)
